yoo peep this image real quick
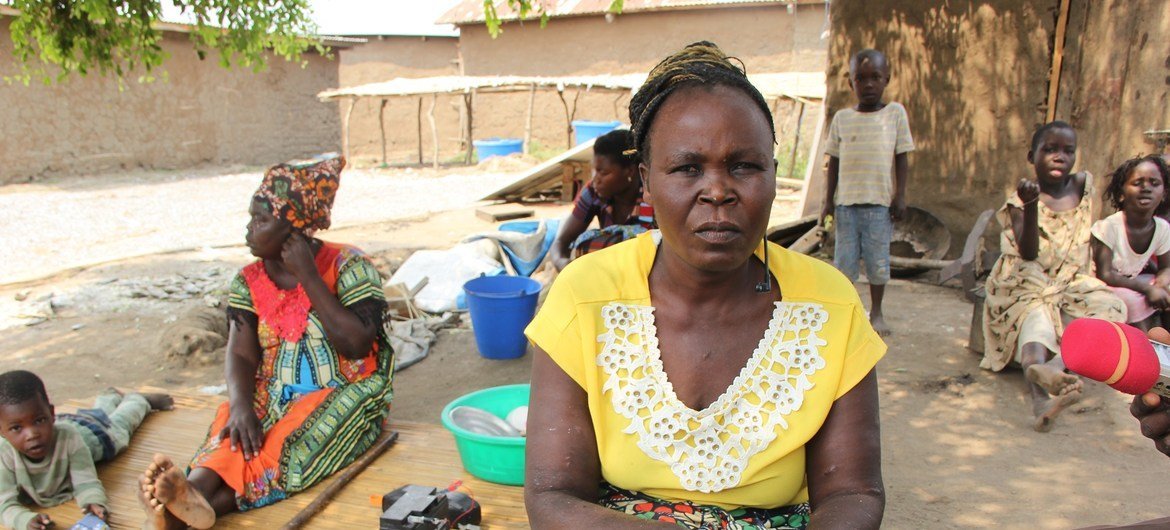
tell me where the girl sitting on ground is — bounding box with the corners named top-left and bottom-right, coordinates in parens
top-left (549, 129), bottom-right (655, 270)
top-left (981, 121), bottom-right (1125, 433)
top-left (1092, 155), bottom-right (1170, 331)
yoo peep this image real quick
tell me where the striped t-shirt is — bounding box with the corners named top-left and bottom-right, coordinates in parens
top-left (825, 102), bottom-right (915, 206)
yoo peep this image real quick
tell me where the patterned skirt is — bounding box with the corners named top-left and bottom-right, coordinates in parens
top-left (599, 484), bottom-right (810, 529)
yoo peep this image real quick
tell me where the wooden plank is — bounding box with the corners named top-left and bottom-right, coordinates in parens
top-left (39, 392), bottom-right (528, 529)
top-left (786, 226), bottom-right (822, 255)
top-left (797, 109), bottom-right (829, 217)
top-left (481, 137), bottom-right (597, 202)
top-left (1046, 0), bottom-right (1072, 123)
top-left (475, 205), bottom-right (535, 222)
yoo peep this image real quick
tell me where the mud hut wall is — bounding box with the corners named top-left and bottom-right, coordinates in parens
top-left (456, 4), bottom-right (829, 156)
top-left (337, 36), bottom-right (466, 166)
top-left (1055, 0), bottom-right (1170, 211)
top-left (0, 18), bottom-right (340, 184)
top-left (813, 1), bottom-right (1059, 253)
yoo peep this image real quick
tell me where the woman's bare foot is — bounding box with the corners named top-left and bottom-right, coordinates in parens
top-left (142, 454), bottom-right (216, 529)
top-left (1032, 389), bottom-right (1082, 432)
top-left (141, 393), bottom-right (175, 411)
top-left (1025, 361), bottom-right (1082, 396)
top-left (138, 469), bottom-right (168, 530)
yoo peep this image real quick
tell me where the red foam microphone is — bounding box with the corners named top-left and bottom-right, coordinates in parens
top-left (1060, 318), bottom-right (1169, 396)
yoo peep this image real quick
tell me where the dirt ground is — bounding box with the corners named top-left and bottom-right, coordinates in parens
top-left (3, 168), bottom-right (1168, 529)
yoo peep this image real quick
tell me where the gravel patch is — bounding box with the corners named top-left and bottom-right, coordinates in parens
top-left (1, 166), bottom-right (524, 283)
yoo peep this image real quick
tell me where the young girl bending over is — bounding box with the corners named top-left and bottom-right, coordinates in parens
top-left (1092, 155), bottom-right (1170, 331)
top-left (981, 121), bottom-right (1125, 433)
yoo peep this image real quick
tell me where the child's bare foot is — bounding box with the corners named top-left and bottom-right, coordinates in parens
top-left (105, 387), bottom-right (125, 398)
top-left (1025, 361), bottom-right (1082, 396)
top-left (143, 454), bottom-right (215, 529)
top-left (1032, 389), bottom-right (1082, 432)
top-left (870, 313), bottom-right (892, 337)
top-left (141, 393), bottom-right (175, 411)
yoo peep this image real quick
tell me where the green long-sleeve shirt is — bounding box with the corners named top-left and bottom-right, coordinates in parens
top-left (0, 423), bottom-right (107, 530)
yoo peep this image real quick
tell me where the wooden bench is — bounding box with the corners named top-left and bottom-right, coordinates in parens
top-left (39, 392), bottom-right (528, 529)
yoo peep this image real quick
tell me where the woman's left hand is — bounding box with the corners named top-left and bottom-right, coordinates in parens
top-left (281, 233), bottom-right (317, 281)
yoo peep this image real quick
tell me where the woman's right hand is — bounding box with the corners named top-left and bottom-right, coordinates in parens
top-left (220, 406), bottom-right (264, 461)
top-left (1131, 392), bottom-right (1170, 457)
top-left (1016, 179), bottom-right (1041, 204)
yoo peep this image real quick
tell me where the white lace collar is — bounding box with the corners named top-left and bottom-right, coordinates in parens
top-left (597, 301), bottom-right (828, 492)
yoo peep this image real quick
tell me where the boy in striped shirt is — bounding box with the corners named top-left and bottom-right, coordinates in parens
top-left (821, 48), bottom-right (915, 336)
top-left (0, 371), bottom-right (171, 529)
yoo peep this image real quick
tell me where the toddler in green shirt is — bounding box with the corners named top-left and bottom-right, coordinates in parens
top-left (0, 371), bottom-right (171, 529)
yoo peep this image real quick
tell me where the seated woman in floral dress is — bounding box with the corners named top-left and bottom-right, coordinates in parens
top-left (136, 154), bottom-right (394, 529)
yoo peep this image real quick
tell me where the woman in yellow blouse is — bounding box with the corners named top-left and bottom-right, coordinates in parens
top-left (523, 42), bottom-right (886, 529)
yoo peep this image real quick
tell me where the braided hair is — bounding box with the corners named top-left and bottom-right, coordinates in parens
top-left (1103, 154), bottom-right (1170, 216)
top-left (592, 129), bottom-right (637, 168)
top-left (628, 41), bottom-right (775, 162)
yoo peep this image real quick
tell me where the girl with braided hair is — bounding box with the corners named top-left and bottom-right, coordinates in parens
top-left (524, 42), bottom-right (885, 529)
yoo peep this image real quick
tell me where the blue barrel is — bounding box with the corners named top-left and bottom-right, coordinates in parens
top-left (572, 120), bottom-right (622, 145)
top-left (473, 138), bottom-right (523, 162)
top-left (463, 275), bottom-right (542, 359)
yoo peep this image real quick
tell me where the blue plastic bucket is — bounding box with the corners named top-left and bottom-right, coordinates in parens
top-left (572, 120), bottom-right (622, 145)
top-left (473, 138), bottom-right (523, 162)
top-left (463, 275), bottom-right (542, 359)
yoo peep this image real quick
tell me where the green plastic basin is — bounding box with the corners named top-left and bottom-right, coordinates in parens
top-left (440, 384), bottom-right (529, 486)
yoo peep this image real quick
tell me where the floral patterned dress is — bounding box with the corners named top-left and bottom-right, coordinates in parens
top-left (981, 174), bottom-right (1125, 371)
top-left (189, 242), bottom-right (393, 510)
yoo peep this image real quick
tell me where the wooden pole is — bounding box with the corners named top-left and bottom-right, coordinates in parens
top-left (787, 101), bottom-right (806, 180)
top-left (281, 431), bottom-right (399, 530)
top-left (1046, 0), bottom-right (1072, 122)
top-left (556, 88), bottom-right (584, 150)
top-left (428, 94), bottom-right (439, 169)
top-left (378, 99), bottom-right (388, 167)
top-left (416, 97), bottom-right (423, 165)
top-left (342, 98), bottom-right (356, 161)
top-left (464, 90), bottom-right (475, 165)
top-left (524, 84), bottom-right (536, 154)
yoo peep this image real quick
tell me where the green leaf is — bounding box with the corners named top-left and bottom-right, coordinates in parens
top-left (4, 0), bottom-right (321, 84)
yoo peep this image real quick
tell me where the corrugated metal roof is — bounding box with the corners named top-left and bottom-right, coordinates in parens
top-left (310, 0), bottom-right (461, 38)
top-left (436, 0), bottom-right (824, 25)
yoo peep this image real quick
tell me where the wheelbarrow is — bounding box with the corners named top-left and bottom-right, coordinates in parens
top-left (767, 206), bottom-right (956, 277)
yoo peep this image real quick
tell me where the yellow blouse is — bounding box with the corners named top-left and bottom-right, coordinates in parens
top-left (525, 231), bottom-right (885, 509)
